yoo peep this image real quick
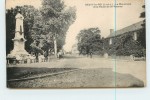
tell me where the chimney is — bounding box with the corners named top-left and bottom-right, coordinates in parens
top-left (110, 29), bottom-right (114, 35)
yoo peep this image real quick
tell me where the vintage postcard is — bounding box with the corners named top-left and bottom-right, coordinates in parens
top-left (6, 0), bottom-right (146, 88)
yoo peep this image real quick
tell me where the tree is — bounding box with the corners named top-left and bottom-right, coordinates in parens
top-left (139, 5), bottom-right (146, 57)
top-left (6, 8), bottom-right (15, 55)
top-left (33, 0), bottom-right (76, 57)
top-left (140, 5), bottom-right (145, 28)
top-left (21, 6), bottom-right (39, 53)
top-left (77, 28), bottom-right (102, 55)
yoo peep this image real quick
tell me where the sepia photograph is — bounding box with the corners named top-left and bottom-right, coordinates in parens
top-left (6, 0), bottom-right (146, 88)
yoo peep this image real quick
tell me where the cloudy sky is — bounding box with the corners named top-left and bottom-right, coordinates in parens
top-left (6, 0), bottom-right (145, 51)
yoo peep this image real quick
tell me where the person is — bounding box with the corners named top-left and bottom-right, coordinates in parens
top-left (89, 50), bottom-right (93, 58)
top-left (30, 54), bottom-right (36, 63)
top-left (38, 53), bottom-right (44, 63)
top-left (26, 55), bottom-right (31, 64)
top-left (44, 51), bottom-right (48, 62)
top-left (57, 50), bottom-right (63, 59)
top-left (87, 49), bottom-right (92, 58)
top-left (86, 47), bottom-right (89, 57)
top-left (57, 51), bottom-right (61, 59)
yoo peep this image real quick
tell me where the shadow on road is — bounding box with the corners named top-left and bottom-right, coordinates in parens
top-left (7, 67), bottom-right (78, 80)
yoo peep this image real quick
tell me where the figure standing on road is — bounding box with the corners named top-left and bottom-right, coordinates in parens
top-left (57, 50), bottom-right (63, 59)
top-left (44, 51), bottom-right (48, 62)
top-left (86, 47), bottom-right (93, 58)
top-left (89, 49), bottom-right (93, 58)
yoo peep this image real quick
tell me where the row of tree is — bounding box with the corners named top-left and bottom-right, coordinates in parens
top-left (6, 0), bottom-right (76, 57)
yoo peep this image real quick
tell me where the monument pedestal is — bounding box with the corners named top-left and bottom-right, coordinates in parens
top-left (7, 37), bottom-right (29, 63)
top-left (10, 38), bottom-right (28, 56)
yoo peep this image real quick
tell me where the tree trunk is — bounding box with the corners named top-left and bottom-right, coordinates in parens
top-left (54, 36), bottom-right (57, 57)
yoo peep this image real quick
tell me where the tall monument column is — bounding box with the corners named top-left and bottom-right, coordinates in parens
top-left (8, 11), bottom-right (29, 58)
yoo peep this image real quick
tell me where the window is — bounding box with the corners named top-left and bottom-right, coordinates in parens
top-left (109, 38), bottom-right (112, 45)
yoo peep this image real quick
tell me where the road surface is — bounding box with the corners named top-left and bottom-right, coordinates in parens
top-left (7, 55), bottom-right (146, 88)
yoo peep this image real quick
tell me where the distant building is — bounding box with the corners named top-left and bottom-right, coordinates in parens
top-left (71, 44), bottom-right (79, 54)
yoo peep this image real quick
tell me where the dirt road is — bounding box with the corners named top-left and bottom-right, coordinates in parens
top-left (7, 55), bottom-right (146, 88)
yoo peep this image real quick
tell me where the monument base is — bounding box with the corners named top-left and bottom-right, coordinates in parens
top-left (7, 37), bottom-right (30, 58)
top-left (7, 50), bottom-right (30, 65)
top-left (7, 49), bottom-right (30, 59)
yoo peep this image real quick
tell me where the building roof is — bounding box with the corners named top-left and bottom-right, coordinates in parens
top-left (107, 21), bottom-right (144, 38)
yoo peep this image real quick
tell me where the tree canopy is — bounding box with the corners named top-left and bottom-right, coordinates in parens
top-left (76, 27), bottom-right (102, 55)
top-left (32, 0), bottom-right (76, 54)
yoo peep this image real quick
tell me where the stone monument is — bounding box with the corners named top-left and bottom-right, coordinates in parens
top-left (7, 10), bottom-right (29, 60)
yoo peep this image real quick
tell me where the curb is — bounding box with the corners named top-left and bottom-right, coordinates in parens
top-left (7, 69), bottom-right (80, 82)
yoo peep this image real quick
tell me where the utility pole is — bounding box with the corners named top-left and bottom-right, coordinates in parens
top-left (54, 33), bottom-right (57, 57)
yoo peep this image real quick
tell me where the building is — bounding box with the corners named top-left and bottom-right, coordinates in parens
top-left (71, 44), bottom-right (79, 54)
top-left (102, 20), bottom-right (145, 57)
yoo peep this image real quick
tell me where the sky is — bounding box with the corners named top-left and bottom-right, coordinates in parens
top-left (6, 0), bottom-right (145, 52)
